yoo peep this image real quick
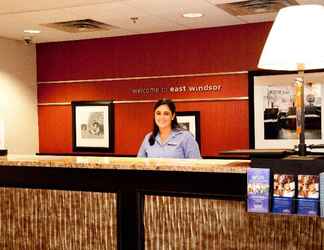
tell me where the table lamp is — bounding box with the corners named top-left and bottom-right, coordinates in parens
top-left (258, 4), bottom-right (324, 156)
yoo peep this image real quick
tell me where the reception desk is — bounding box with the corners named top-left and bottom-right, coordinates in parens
top-left (0, 155), bottom-right (322, 249)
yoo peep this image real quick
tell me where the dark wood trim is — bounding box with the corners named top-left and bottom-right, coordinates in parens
top-left (0, 166), bottom-right (247, 198)
top-left (248, 71), bottom-right (255, 149)
top-left (36, 152), bottom-right (135, 157)
top-left (117, 190), bottom-right (144, 250)
top-left (251, 156), bottom-right (324, 175)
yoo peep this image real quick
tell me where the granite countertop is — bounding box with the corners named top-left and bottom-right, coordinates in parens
top-left (0, 155), bottom-right (250, 173)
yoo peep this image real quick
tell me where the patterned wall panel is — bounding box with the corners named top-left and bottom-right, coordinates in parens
top-left (0, 188), bottom-right (116, 250)
top-left (144, 195), bottom-right (324, 250)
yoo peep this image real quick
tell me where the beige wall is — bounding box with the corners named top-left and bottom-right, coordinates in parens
top-left (0, 37), bottom-right (38, 154)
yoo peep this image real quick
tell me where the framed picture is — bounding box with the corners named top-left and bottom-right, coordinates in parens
top-left (250, 70), bottom-right (324, 152)
top-left (176, 111), bottom-right (201, 148)
top-left (72, 101), bottom-right (114, 152)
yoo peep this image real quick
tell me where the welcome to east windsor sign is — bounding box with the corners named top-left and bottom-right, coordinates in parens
top-left (130, 83), bottom-right (222, 95)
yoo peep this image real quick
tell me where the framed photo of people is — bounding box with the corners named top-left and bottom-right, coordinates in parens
top-left (72, 101), bottom-right (114, 152)
top-left (250, 70), bottom-right (324, 152)
top-left (176, 111), bottom-right (201, 148)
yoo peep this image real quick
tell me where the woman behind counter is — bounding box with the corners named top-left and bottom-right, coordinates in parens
top-left (137, 99), bottom-right (201, 159)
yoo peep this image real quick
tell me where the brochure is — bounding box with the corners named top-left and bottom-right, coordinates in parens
top-left (297, 175), bottom-right (319, 215)
top-left (247, 168), bottom-right (270, 213)
top-left (272, 174), bottom-right (295, 214)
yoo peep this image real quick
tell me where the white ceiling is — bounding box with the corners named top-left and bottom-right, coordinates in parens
top-left (0, 0), bottom-right (322, 43)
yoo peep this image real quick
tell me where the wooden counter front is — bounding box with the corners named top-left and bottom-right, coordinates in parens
top-left (0, 155), bottom-right (248, 250)
top-left (0, 155), bottom-right (322, 249)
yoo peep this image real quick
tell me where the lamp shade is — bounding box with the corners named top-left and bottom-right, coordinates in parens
top-left (258, 4), bottom-right (324, 71)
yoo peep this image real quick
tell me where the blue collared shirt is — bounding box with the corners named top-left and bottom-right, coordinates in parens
top-left (137, 129), bottom-right (201, 159)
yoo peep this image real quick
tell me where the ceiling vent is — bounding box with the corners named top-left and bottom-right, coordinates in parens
top-left (42, 19), bottom-right (116, 33)
top-left (217, 0), bottom-right (298, 16)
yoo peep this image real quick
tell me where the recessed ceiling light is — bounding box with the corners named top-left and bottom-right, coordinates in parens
top-left (24, 29), bottom-right (41, 34)
top-left (182, 13), bottom-right (203, 18)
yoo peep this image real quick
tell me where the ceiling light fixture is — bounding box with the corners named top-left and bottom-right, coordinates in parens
top-left (182, 13), bottom-right (203, 18)
top-left (24, 29), bottom-right (41, 34)
top-left (130, 17), bottom-right (139, 24)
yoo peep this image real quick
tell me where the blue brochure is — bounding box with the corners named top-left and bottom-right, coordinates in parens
top-left (320, 173), bottom-right (324, 218)
top-left (297, 199), bottom-right (319, 215)
top-left (272, 197), bottom-right (294, 214)
top-left (272, 174), bottom-right (295, 214)
top-left (247, 168), bottom-right (270, 213)
top-left (297, 175), bottom-right (319, 216)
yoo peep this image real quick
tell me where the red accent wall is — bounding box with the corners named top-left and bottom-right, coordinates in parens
top-left (37, 22), bottom-right (271, 81)
top-left (36, 22), bottom-right (272, 156)
top-left (38, 74), bottom-right (248, 102)
top-left (38, 106), bottom-right (72, 153)
top-left (38, 74), bottom-right (249, 155)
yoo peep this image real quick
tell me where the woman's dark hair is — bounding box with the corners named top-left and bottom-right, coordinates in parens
top-left (148, 99), bottom-right (179, 145)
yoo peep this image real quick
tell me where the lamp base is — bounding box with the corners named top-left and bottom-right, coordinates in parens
top-left (295, 143), bottom-right (324, 156)
top-left (0, 149), bottom-right (7, 156)
top-left (297, 143), bottom-right (307, 156)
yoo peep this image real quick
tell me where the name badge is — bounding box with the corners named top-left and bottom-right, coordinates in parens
top-left (167, 142), bottom-right (177, 146)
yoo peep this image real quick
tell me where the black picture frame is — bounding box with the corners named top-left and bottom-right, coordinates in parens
top-left (72, 101), bottom-right (114, 152)
top-left (249, 70), bottom-right (324, 151)
top-left (176, 111), bottom-right (201, 148)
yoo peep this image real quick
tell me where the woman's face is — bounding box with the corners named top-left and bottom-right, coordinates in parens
top-left (154, 104), bottom-right (175, 130)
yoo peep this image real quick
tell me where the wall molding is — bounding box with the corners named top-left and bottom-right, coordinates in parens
top-left (38, 96), bottom-right (249, 106)
top-left (37, 71), bottom-right (248, 84)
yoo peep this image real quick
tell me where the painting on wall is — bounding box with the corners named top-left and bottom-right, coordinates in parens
top-left (72, 101), bottom-right (114, 152)
top-left (251, 71), bottom-right (324, 152)
top-left (176, 111), bottom-right (200, 148)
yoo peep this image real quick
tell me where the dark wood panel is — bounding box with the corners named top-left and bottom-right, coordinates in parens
top-left (252, 157), bottom-right (324, 175)
top-left (0, 166), bottom-right (246, 199)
